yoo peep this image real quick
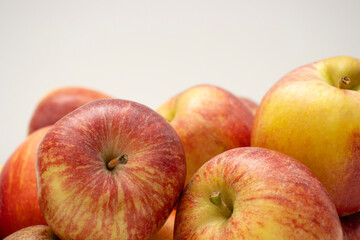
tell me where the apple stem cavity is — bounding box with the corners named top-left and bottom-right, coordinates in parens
top-left (209, 191), bottom-right (232, 218)
top-left (107, 154), bottom-right (128, 170)
top-left (339, 76), bottom-right (351, 89)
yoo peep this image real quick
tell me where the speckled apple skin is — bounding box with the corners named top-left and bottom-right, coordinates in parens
top-left (174, 147), bottom-right (343, 240)
top-left (4, 225), bottom-right (59, 240)
top-left (36, 99), bottom-right (186, 240)
top-left (251, 56), bottom-right (360, 216)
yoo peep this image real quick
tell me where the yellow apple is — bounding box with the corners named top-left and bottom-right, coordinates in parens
top-left (251, 56), bottom-right (360, 216)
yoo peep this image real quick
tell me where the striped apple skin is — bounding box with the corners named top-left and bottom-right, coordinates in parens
top-left (157, 84), bottom-right (254, 186)
top-left (174, 147), bottom-right (343, 240)
top-left (0, 127), bottom-right (49, 238)
top-left (36, 99), bottom-right (186, 240)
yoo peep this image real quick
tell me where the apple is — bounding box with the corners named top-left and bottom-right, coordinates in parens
top-left (28, 86), bottom-right (111, 134)
top-left (341, 211), bottom-right (360, 240)
top-left (238, 96), bottom-right (258, 115)
top-left (157, 84), bottom-right (253, 185)
top-left (0, 127), bottom-right (50, 238)
top-left (150, 210), bottom-right (176, 240)
top-left (36, 98), bottom-right (186, 240)
top-left (4, 225), bottom-right (58, 240)
top-left (174, 147), bottom-right (343, 239)
top-left (251, 56), bottom-right (360, 216)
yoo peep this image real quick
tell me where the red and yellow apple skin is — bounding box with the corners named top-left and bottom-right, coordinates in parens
top-left (341, 211), bottom-right (360, 240)
top-left (4, 225), bottom-right (59, 240)
top-left (151, 210), bottom-right (176, 240)
top-left (157, 84), bottom-right (253, 185)
top-left (238, 97), bottom-right (258, 115)
top-left (0, 127), bottom-right (50, 238)
top-left (36, 99), bottom-right (186, 240)
top-left (251, 56), bottom-right (360, 216)
top-left (174, 147), bottom-right (343, 240)
top-left (28, 86), bottom-right (111, 134)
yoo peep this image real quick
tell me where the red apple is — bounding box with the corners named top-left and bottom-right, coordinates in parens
top-left (36, 99), bottom-right (186, 240)
top-left (157, 84), bottom-right (253, 185)
top-left (251, 56), bottom-right (360, 216)
top-left (174, 147), bottom-right (343, 239)
top-left (4, 225), bottom-right (58, 240)
top-left (28, 86), bottom-right (111, 134)
top-left (238, 97), bottom-right (258, 115)
top-left (341, 211), bottom-right (360, 240)
top-left (0, 127), bottom-right (50, 238)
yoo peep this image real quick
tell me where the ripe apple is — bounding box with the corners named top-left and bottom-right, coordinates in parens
top-left (151, 210), bottom-right (176, 240)
top-left (4, 225), bottom-right (58, 240)
top-left (251, 56), bottom-right (360, 216)
top-left (174, 147), bottom-right (343, 239)
top-left (36, 99), bottom-right (186, 240)
top-left (157, 84), bottom-right (253, 185)
top-left (341, 211), bottom-right (360, 240)
top-left (0, 127), bottom-right (50, 238)
top-left (28, 86), bottom-right (111, 134)
top-left (238, 96), bottom-right (258, 115)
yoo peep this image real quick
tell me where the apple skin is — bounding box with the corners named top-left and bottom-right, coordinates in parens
top-left (28, 86), bottom-right (111, 134)
top-left (238, 97), bottom-right (258, 115)
top-left (174, 147), bottom-right (343, 240)
top-left (157, 84), bottom-right (253, 185)
top-left (251, 56), bottom-right (360, 216)
top-left (150, 210), bottom-right (176, 240)
top-left (4, 225), bottom-right (59, 240)
top-left (0, 127), bottom-right (50, 238)
top-left (341, 211), bottom-right (360, 240)
top-left (36, 98), bottom-right (186, 240)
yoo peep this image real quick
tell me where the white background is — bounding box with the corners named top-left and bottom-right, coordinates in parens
top-left (1, 0), bottom-right (359, 166)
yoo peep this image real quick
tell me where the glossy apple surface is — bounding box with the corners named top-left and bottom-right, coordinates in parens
top-left (37, 99), bottom-right (186, 240)
top-left (28, 86), bottom-right (111, 134)
top-left (251, 56), bottom-right (360, 216)
top-left (157, 84), bottom-right (253, 185)
top-left (0, 127), bottom-right (50, 238)
top-left (174, 147), bottom-right (343, 240)
top-left (4, 225), bottom-right (58, 240)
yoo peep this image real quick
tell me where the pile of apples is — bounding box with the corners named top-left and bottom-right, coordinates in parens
top-left (1, 56), bottom-right (360, 240)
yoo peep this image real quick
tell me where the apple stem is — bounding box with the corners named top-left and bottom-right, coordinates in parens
top-left (339, 76), bottom-right (351, 89)
top-left (209, 191), bottom-right (232, 218)
top-left (107, 154), bottom-right (128, 170)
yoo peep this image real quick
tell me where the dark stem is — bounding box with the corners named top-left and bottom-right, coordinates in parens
top-left (339, 76), bottom-right (351, 89)
top-left (107, 154), bottom-right (128, 170)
